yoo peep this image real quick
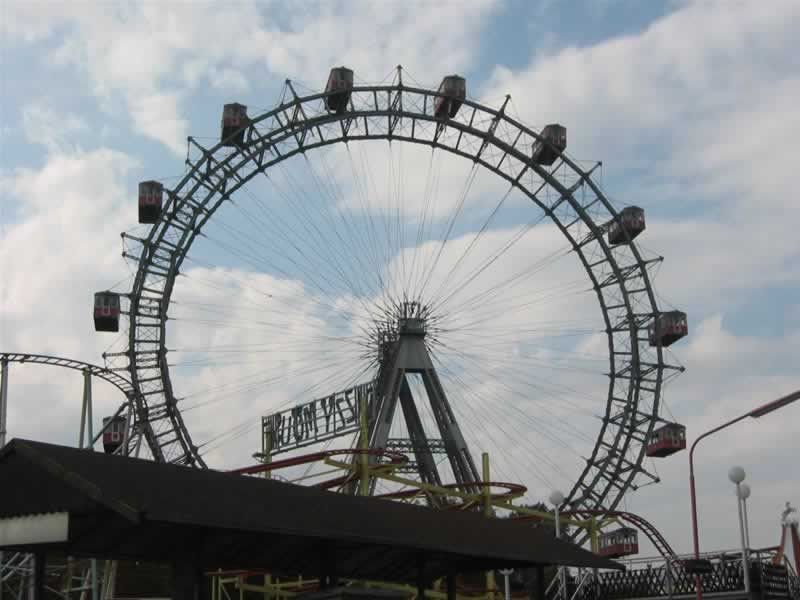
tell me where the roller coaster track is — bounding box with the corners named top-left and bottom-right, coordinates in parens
top-left (0, 352), bottom-right (134, 397)
top-left (563, 509), bottom-right (678, 559)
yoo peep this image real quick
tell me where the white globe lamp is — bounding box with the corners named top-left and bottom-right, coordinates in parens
top-left (728, 465), bottom-right (746, 484)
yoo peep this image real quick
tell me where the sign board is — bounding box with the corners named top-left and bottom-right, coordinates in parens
top-left (263, 381), bottom-right (376, 455)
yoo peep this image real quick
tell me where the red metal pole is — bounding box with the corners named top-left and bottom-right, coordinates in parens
top-left (689, 413), bottom-right (749, 600)
top-left (688, 391), bottom-right (799, 600)
top-left (689, 443), bottom-right (703, 600)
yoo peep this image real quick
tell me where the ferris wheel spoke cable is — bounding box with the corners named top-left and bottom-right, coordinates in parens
top-left (430, 340), bottom-right (600, 422)
top-left (426, 218), bottom-right (558, 317)
top-left (407, 149), bottom-right (439, 298)
top-left (198, 356), bottom-right (375, 455)
top-left (300, 153), bottom-right (385, 299)
top-left (347, 145), bottom-right (393, 284)
top-left (427, 185), bottom-right (515, 305)
top-left (319, 152), bottom-right (389, 301)
top-left (181, 239), bottom-right (387, 326)
top-left (179, 354), bottom-right (366, 415)
top-left (434, 346), bottom-right (606, 379)
top-left (432, 240), bottom-right (574, 320)
top-left (225, 191), bottom-right (374, 312)
top-left (416, 163), bottom-right (479, 302)
top-left (432, 342), bottom-right (598, 445)
top-left (438, 371), bottom-right (582, 492)
top-left (408, 150), bottom-right (444, 302)
top-left (432, 355), bottom-right (560, 491)
top-left (263, 164), bottom-right (377, 304)
top-left (416, 359), bottom-right (522, 489)
top-left (414, 160), bottom-right (478, 299)
top-left (442, 362), bottom-right (590, 460)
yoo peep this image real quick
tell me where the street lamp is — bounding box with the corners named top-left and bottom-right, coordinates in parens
top-left (550, 491), bottom-right (566, 600)
top-left (738, 483), bottom-right (751, 548)
top-left (729, 467), bottom-right (751, 593)
top-left (499, 569), bottom-right (514, 600)
top-left (688, 389), bottom-right (800, 600)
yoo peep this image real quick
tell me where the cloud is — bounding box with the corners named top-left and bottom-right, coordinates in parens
top-left (22, 105), bottom-right (87, 152)
top-left (6, 0), bottom-right (499, 155)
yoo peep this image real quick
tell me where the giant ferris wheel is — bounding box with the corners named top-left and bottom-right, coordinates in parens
top-left (96, 65), bottom-right (689, 528)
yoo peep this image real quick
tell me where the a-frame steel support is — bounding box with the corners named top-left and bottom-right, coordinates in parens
top-left (361, 308), bottom-right (480, 494)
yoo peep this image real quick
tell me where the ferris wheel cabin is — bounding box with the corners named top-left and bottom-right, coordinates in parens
top-left (102, 415), bottom-right (127, 454)
top-left (648, 311), bottom-right (688, 347)
top-left (325, 67), bottom-right (354, 113)
top-left (646, 422), bottom-right (686, 457)
top-left (434, 75), bottom-right (466, 119)
top-left (220, 103), bottom-right (249, 147)
top-left (93, 291), bottom-right (120, 332)
top-left (608, 206), bottom-right (646, 245)
top-left (531, 124), bottom-right (567, 166)
top-left (597, 527), bottom-right (639, 558)
top-left (138, 180), bottom-right (163, 224)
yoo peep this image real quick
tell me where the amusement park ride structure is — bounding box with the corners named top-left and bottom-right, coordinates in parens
top-left (93, 64), bottom-right (688, 527)
top-left (17, 64), bottom-right (792, 600)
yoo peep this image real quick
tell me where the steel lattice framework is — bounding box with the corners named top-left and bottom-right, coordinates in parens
top-left (119, 79), bottom-right (682, 518)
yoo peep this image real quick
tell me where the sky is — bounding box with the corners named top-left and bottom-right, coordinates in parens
top-left (1, 0), bottom-right (798, 564)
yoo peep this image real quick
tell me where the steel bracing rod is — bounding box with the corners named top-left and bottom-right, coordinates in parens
top-left (419, 366), bottom-right (481, 492)
top-left (398, 377), bottom-right (444, 488)
top-left (127, 83), bottom-right (668, 501)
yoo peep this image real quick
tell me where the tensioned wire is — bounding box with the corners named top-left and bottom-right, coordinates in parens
top-left (162, 139), bottom-right (617, 489)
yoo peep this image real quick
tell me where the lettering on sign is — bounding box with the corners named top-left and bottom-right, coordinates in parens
top-left (263, 381), bottom-right (376, 454)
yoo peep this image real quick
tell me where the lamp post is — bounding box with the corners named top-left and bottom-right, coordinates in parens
top-left (729, 466), bottom-right (751, 594)
top-left (499, 569), bottom-right (514, 600)
top-left (688, 389), bottom-right (800, 600)
top-left (738, 483), bottom-right (751, 548)
top-left (550, 490), bottom-right (566, 600)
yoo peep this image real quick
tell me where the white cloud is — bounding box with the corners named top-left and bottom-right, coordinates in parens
top-left (2, 0), bottom-right (798, 562)
top-left (6, 0), bottom-right (499, 154)
top-left (22, 105), bottom-right (87, 152)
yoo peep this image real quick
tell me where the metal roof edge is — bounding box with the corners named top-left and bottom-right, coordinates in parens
top-left (11, 439), bottom-right (142, 524)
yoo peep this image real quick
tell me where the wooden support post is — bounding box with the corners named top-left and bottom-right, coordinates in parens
top-left (417, 554), bottom-right (428, 600)
top-left (171, 557), bottom-right (210, 600)
top-left (446, 574), bottom-right (456, 600)
top-left (320, 543), bottom-right (338, 590)
top-left (32, 553), bottom-right (46, 600)
top-left (536, 566), bottom-right (545, 600)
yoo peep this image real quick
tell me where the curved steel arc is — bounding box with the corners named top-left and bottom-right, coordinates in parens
top-left (0, 351), bottom-right (141, 452)
top-left (0, 352), bottom-right (134, 396)
top-left (126, 82), bottom-right (668, 520)
top-left (562, 509), bottom-right (678, 559)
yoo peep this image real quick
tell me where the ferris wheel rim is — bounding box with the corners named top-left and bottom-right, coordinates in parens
top-left (124, 80), bottom-right (671, 520)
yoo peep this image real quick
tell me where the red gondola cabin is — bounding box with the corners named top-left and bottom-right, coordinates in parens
top-left (598, 527), bottom-right (639, 558)
top-left (220, 103), bottom-right (249, 147)
top-left (434, 75), bottom-right (466, 119)
top-left (608, 206), bottom-right (646, 245)
top-left (531, 124), bottom-right (567, 166)
top-left (102, 415), bottom-right (127, 454)
top-left (648, 311), bottom-right (688, 347)
top-left (138, 180), bottom-right (163, 224)
top-left (325, 67), bottom-right (354, 113)
top-left (93, 292), bottom-right (120, 332)
top-left (646, 423), bottom-right (686, 457)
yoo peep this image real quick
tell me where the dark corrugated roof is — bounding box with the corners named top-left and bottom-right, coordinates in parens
top-left (0, 439), bottom-right (622, 581)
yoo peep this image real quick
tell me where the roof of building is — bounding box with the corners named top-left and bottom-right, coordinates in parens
top-left (0, 439), bottom-right (622, 582)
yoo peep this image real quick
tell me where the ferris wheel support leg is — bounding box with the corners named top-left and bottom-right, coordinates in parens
top-left (0, 358), bottom-right (9, 448)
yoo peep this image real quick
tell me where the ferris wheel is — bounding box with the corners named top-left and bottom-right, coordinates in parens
top-left (97, 65), bottom-right (688, 523)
